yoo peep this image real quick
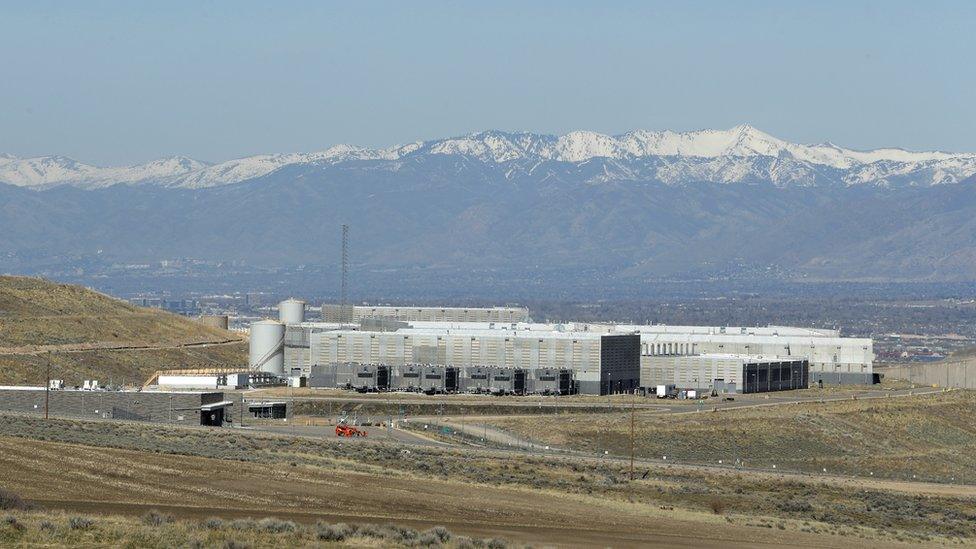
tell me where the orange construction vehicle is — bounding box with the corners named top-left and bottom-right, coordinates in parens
top-left (335, 424), bottom-right (368, 437)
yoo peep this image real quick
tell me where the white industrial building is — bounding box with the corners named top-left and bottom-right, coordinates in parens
top-left (395, 321), bottom-right (873, 384)
top-left (156, 372), bottom-right (250, 390)
top-left (249, 300), bottom-right (875, 391)
top-left (308, 327), bottom-right (640, 395)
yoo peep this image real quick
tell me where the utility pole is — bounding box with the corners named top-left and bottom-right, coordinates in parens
top-left (340, 224), bottom-right (349, 323)
top-left (45, 352), bottom-right (51, 419)
top-left (630, 387), bottom-right (636, 481)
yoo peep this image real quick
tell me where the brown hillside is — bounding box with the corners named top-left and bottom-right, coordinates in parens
top-left (0, 276), bottom-right (236, 348)
top-left (0, 276), bottom-right (245, 384)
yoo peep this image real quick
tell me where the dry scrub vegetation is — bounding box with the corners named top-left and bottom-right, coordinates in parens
top-left (0, 276), bottom-right (235, 348)
top-left (488, 391), bottom-right (976, 483)
top-left (1, 414), bottom-right (974, 544)
top-left (0, 505), bottom-right (503, 548)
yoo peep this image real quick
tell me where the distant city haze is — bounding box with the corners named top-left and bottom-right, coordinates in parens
top-left (1, 1), bottom-right (974, 164)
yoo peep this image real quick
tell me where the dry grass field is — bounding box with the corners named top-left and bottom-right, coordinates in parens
top-left (0, 276), bottom-right (246, 384)
top-left (0, 506), bottom-right (504, 548)
top-left (0, 276), bottom-right (235, 348)
top-left (487, 390), bottom-right (976, 483)
top-left (1, 413), bottom-right (974, 546)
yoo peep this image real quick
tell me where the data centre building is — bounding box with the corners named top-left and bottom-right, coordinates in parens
top-left (308, 328), bottom-right (640, 395)
top-left (411, 322), bottom-right (873, 385)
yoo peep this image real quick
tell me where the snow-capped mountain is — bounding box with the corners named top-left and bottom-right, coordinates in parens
top-left (0, 154), bottom-right (208, 189)
top-left (3, 125), bottom-right (976, 190)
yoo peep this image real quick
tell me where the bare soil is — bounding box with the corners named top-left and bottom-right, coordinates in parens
top-left (0, 435), bottom-right (889, 548)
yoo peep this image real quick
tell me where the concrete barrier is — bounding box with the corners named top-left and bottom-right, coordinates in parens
top-left (881, 361), bottom-right (976, 389)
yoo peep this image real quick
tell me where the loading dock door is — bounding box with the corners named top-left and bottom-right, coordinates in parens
top-left (445, 367), bottom-right (459, 393)
top-left (744, 364), bottom-right (758, 394)
top-left (513, 370), bottom-right (526, 395)
top-left (558, 369), bottom-right (572, 395)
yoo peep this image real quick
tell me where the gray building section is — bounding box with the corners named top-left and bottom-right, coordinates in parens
top-left (338, 363), bottom-right (389, 391)
top-left (640, 354), bottom-right (808, 394)
top-left (322, 304), bottom-right (530, 323)
top-left (486, 368), bottom-right (525, 395)
top-left (308, 364), bottom-right (337, 388)
top-left (455, 367), bottom-right (527, 395)
top-left (460, 366), bottom-right (493, 393)
top-left (309, 329), bottom-right (638, 395)
top-left (392, 364), bottom-right (424, 392)
top-left (0, 387), bottom-right (231, 425)
top-left (526, 368), bottom-right (574, 395)
top-left (412, 365), bottom-right (458, 393)
top-left (634, 331), bottom-right (872, 384)
top-left (592, 334), bottom-right (641, 396)
top-left (283, 324), bottom-right (312, 376)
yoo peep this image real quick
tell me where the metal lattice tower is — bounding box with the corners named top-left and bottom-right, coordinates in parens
top-left (340, 224), bottom-right (349, 321)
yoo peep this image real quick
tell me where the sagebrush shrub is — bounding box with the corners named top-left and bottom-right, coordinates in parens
top-left (258, 517), bottom-right (296, 533)
top-left (142, 510), bottom-right (173, 527)
top-left (68, 516), bottom-right (94, 530)
top-left (317, 522), bottom-right (352, 541)
top-left (0, 489), bottom-right (29, 511)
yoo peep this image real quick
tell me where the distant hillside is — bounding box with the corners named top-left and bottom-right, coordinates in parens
top-left (3, 127), bottom-right (976, 286)
top-left (0, 276), bottom-right (245, 385)
top-left (3, 155), bottom-right (976, 284)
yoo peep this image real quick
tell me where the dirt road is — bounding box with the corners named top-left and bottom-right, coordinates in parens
top-left (0, 337), bottom-right (244, 356)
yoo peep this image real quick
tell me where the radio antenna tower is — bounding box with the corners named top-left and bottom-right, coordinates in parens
top-left (340, 224), bottom-right (349, 322)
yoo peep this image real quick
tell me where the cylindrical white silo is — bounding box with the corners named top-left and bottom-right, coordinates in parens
top-left (278, 298), bottom-right (306, 324)
top-left (249, 320), bottom-right (285, 375)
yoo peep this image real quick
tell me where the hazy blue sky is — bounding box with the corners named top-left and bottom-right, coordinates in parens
top-left (2, 1), bottom-right (974, 164)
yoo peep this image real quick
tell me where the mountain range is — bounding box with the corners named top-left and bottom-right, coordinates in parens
top-left (3, 126), bottom-right (976, 286)
top-left (3, 125), bottom-right (976, 190)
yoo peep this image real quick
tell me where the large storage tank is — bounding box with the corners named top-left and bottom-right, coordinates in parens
top-left (249, 320), bottom-right (285, 375)
top-left (199, 315), bottom-right (229, 330)
top-left (278, 298), bottom-right (306, 324)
